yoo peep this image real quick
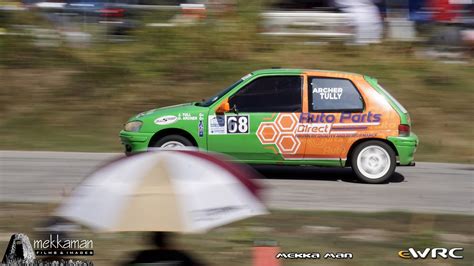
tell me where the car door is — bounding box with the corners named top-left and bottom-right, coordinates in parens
top-left (303, 76), bottom-right (365, 160)
top-left (207, 75), bottom-right (306, 162)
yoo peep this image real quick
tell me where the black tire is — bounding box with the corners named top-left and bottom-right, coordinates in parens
top-left (152, 135), bottom-right (194, 149)
top-left (350, 140), bottom-right (396, 184)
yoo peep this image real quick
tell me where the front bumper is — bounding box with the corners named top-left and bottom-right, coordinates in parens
top-left (388, 133), bottom-right (419, 166)
top-left (119, 130), bottom-right (153, 154)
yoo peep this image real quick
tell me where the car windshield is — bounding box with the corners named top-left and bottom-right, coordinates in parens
top-left (197, 74), bottom-right (251, 107)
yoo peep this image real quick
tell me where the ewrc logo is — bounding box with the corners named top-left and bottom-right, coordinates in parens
top-left (256, 113), bottom-right (382, 156)
top-left (398, 248), bottom-right (463, 259)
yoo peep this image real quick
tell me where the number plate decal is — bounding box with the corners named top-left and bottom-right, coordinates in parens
top-left (226, 115), bottom-right (249, 134)
top-left (208, 115), bottom-right (250, 135)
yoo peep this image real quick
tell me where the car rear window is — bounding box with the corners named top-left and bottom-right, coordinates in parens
top-left (309, 77), bottom-right (363, 112)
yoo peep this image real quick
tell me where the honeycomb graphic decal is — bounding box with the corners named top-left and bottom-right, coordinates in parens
top-left (277, 134), bottom-right (301, 154)
top-left (257, 113), bottom-right (301, 155)
top-left (275, 113), bottom-right (298, 132)
top-left (257, 112), bottom-right (386, 158)
top-left (256, 123), bottom-right (278, 144)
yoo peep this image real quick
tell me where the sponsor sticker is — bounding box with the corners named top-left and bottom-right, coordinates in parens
top-left (198, 113), bottom-right (204, 137)
top-left (208, 115), bottom-right (226, 135)
top-left (154, 115), bottom-right (178, 125)
top-left (180, 113), bottom-right (198, 121)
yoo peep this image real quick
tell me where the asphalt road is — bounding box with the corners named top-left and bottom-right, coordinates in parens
top-left (0, 151), bottom-right (472, 214)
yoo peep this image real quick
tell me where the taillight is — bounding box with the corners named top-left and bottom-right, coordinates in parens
top-left (399, 124), bottom-right (410, 137)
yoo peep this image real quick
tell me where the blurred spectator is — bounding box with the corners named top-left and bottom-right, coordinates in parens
top-left (125, 232), bottom-right (204, 266)
top-left (334, 0), bottom-right (383, 44)
top-left (207, 0), bottom-right (236, 15)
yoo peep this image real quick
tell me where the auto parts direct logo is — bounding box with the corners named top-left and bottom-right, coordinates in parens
top-left (256, 113), bottom-right (381, 156)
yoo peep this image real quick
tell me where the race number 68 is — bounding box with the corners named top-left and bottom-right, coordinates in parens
top-left (227, 115), bottom-right (249, 134)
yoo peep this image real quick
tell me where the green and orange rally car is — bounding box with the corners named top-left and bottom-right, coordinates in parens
top-left (120, 69), bottom-right (418, 183)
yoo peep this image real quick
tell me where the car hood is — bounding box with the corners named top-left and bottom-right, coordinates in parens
top-left (130, 102), bottom-right (207, 121)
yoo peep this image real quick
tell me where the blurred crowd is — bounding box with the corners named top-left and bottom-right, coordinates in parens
top-left (1, 0), bottom-right (472, 51)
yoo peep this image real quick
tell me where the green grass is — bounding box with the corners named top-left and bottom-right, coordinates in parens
top-left (0, 5), bottom-right (473, 162)
top-left (0, 203), bottom-right (472, 265)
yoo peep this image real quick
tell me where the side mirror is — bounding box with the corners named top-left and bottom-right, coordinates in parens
top-left (215, 99), bottom-right (230, 114)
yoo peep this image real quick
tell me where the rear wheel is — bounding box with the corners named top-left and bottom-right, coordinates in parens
top-left (351, 141), bottom-right (396, 184)
top-left (152, 135), bottom-right (194, 150)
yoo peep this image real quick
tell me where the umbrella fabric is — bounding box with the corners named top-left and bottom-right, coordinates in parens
top-left (57, 151), bottom-right (267, 233)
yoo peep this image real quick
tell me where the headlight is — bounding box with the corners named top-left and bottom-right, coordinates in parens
top-left (124, 121), bottom-right (143, 132)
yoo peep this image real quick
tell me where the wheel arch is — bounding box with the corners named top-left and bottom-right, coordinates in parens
top-left (148, 128), bottom-right (198, 148)
top-left (344, 138), bottom-right (398, 167)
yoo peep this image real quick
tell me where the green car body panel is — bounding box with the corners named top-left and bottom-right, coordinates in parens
top-left (120, 69), bottom-right (418, 167)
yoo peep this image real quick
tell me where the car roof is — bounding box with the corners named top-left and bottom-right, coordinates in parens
top-left (251, 68), bottom-right (364, 79)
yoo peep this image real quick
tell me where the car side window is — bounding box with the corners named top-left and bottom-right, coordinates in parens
top-left (229, 76), bottom-right (302, 112)
top-left (309, 77), bottom-right (363, 112)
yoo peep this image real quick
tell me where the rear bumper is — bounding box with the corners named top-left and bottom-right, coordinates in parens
top-left (388, 133), bottom-right (419, 166)
top-left (119, 130), bottom-right (153, 154)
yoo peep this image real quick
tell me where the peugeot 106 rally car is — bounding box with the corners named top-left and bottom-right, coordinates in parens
top-left (120, 69), bottom-right (418, 183)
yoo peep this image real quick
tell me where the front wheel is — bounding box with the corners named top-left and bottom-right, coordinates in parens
top-left (152, 135), bottom-right (194, 150)
top-left (351, 141), bottom-right (396, 184)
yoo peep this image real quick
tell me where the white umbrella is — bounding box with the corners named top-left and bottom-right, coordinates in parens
top-left (57, 151), bottom-right (267, 233)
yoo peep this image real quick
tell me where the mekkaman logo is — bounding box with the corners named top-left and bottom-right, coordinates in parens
top-left (276, 252), bottom-right (353, 260)
top-left (34, 234), bottom-right (93, 250)
top-left (2, 233), bottom-right (94, 265)
top-left (276, 252), bottom-right (320, 259)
